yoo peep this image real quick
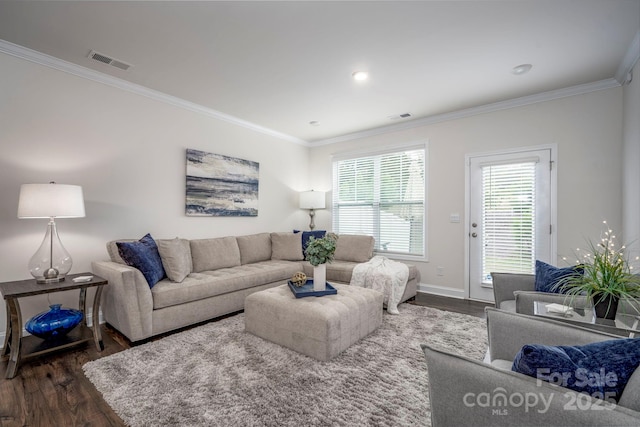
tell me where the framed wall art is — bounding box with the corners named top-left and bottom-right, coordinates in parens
top-left (186, 148), bottom-right (259, 216)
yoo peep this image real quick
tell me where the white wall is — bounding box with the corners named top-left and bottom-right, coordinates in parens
top-left (0, 47), bottom-right (630, 339)
top-left (0, 52), bottom-right (311, 335)
top-left (623, 60), bottom-right (640, 266)
top-left (309, 88), bottom-right (624, 296)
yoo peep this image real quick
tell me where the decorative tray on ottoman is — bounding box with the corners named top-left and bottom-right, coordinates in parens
top-left (287, 280), bottom-right (337, 298)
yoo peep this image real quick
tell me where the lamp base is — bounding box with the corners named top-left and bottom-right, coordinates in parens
top-left (35, 276), bottom-right (66, 284)
top-left (308, 209), bottom-right (316, 230)
top-left (28, 219), bottom-right (73, 285)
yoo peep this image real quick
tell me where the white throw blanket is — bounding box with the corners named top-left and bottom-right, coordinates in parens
top-left (350, 256), bottom-right (409, 314)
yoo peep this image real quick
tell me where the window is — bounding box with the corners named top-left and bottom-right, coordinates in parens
top-left (332, 145), bottom-right (426, 258)
top-left (481, 161), bottom-right (536, 279)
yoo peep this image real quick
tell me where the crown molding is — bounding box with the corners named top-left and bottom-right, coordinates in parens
top-left (312, 78), bottom-right (621, 146)
top-left (615, 30), bottom-right (640, 85)
top-left (0, 39), bottom-right (309, 146)
top-left (1, 36), bottom-right (632, 149)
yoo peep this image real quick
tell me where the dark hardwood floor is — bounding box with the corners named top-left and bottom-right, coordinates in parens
top-left (0, 293), bottom-right (493, 427)
top-left (410, 292), bottom-right (494, 318)
top-left (0, 325), bottom-right (129, 427)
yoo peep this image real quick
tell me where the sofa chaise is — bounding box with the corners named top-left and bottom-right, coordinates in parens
top-left (92, 232), bottom-right (420, 342)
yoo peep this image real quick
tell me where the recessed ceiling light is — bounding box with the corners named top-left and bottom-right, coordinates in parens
top-left (511, 64), bottom-right (533, 75)
top-left (352, 71), bottom-right (369, 81)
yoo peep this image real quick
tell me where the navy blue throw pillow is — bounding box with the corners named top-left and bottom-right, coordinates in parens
top-left (293, 230), bottom-right (326, 251)
top-left (117, 233), bottom-right (166, 288)
top-left (534, 260), bottom-right (583, 293)
top-left (512, 338), bottom-right (640, 402)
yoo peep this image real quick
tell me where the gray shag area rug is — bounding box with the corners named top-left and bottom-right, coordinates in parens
top-left (83, 304), bottom-right (487, 427)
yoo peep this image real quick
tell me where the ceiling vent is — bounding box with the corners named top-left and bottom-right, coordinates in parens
top-left (88, 50), bottom-right (132, 71)
top-left (388, 113), bottom-right (412, 120)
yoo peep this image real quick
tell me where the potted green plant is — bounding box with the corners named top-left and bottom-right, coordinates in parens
top-left (556, 222), bottom-right (640, 320)
top-left (304, 233), bottom-right (338, 291)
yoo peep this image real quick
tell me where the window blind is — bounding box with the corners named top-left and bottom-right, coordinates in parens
top-left (332, 148), bottom-right (425, 257)
top-left (481, 161), bottom-right (536, 281)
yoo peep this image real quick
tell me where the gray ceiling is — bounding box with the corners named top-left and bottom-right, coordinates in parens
top-left (0, 1), bottom-right (638, 144)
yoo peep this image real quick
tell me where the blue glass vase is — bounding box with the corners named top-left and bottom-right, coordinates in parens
top-left (25, 304), bottom-right (83, 340)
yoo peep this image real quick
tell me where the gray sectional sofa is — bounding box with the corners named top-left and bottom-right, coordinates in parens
top-left (92, 232), bottom-right (419, 342)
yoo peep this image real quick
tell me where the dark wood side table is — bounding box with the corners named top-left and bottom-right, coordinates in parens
top-left (0, 273), bottom-right (108, 379)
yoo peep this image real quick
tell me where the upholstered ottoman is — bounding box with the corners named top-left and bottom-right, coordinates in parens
top-left (244, 283), bottom-right (383, 361)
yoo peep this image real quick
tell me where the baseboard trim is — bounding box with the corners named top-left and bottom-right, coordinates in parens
top-left (0, 309), bottom-right (104, 350)
top-left (417, 283), bottom-right (465, 299)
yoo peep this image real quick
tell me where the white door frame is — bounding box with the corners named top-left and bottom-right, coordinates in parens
top-left (464, 144), bottom-right (558, 300)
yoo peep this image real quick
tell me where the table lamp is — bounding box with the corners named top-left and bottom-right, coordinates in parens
top-left (18, 182), bottom-right (85, 283)
top-left (299, 190), bottom-right (325, 230)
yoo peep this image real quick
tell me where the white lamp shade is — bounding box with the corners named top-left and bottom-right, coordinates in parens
top-left (18, 183), bottom-right (86, 219)
top-left (299, 190), bottom-right (326, 210)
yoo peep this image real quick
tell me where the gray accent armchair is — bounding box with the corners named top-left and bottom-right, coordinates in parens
top-left (491, 272), bottom-right (588, 315)
top-left (491, 272), bottom-right (639, 322)
top-left (421, 308), bottom-right (640, 427)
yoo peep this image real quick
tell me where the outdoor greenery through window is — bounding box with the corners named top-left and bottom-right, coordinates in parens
top-left (481, 161), bottom-right (536, 282)
top-left (332, 146), bottom-right (425, 257)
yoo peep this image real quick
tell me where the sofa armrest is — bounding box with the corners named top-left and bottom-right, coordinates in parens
top-left (92, 261), bottom-right (154, 342)
top-left (491, 273), bottom-right (535, 309)
top-left (422, 344), bottom-right (640, 427)
top-left (486, 307), bottom-right (621, 362)
top-left (514, 291), bottom-right (589, 315)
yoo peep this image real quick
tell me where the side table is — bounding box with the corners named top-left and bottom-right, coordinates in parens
top-left (0, 273), bottom-right (108, 379)
top-left (533, 300), bottom-right (640, 338)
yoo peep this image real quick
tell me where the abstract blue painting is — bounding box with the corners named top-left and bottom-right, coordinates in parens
top-left (186, 149), bottom-right (259, 216)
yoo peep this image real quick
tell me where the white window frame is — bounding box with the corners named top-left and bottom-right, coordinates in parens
top-left (331, 142), bottom-right (428, 262)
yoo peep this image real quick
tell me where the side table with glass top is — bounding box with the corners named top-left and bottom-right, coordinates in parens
top-left (534, 300), bottom-right (640, 338)
top-left (0, 273), bottom-right (108, 379)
